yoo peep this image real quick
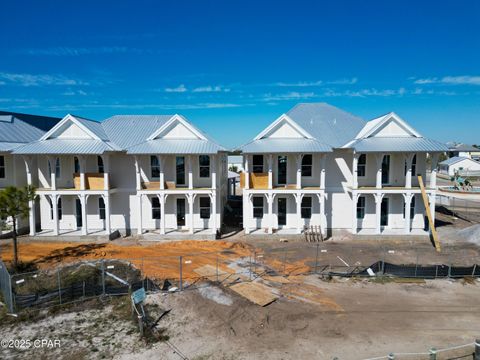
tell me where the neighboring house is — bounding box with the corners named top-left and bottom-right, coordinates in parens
top-left (439, 156), bottom-right (480, 176)
top-left (0, 111), bottom-right (61, 235)
top-left (237, 103), bottom-right (448, 236)
top-left (13, 114), bottom-right (227, 238)
top-left (447, 142), bottom-right (480, 160)
top-left (228, 155), bottom-right (244, 172)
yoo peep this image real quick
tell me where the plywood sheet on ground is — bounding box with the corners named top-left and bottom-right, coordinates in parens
top-left (230, 282), bottom-right (278, 306)
top-left (262, 275), bottom-right (290, 284)
top-left (194, 264), bottom-right (237, 283)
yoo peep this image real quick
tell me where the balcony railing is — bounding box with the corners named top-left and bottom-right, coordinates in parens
top-left (73, 173), bottom-right (108, 190)
top-left (240, 172), bottom-right (269, 189)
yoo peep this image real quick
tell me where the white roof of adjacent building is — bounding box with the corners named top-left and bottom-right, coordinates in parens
top-left (446, 142), bottom-right (479, 152)
top-left (13, 113), bottom-right (225, 155)
top-left (439, 156), bottom-right (480, 166)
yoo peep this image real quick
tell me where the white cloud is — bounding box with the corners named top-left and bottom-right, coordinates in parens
top-left (0, 72), bottom-right (88, 87)
top-left (275, 80), bottom-right (323, 87)
top-left (17, 46), bottom-right (150, 56)
top-left (192, 85), bottom-right (230, 93)
top-left (62, 89), bottom-right (88, 96)
top-left (327, 77), bottom-right (358, 85)
top-left (263, 91), bottom-right (316, 101)
top-left (46, 102), bottom-right (245, 111)
top-left (164, 84), bottom-right (187, 93)
top-left (413, 75), bottom-right (480, 85)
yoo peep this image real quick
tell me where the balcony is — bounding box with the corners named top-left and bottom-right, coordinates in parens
top-left (141, 181), bottom-right (213, 191)
top-left (73, 173), bottom-right (109, 190)
top-left (240, 172), bottom-right (268, 189)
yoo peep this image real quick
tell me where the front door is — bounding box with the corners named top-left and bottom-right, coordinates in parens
top-left (177, 198), bottom-right (186, 227)
top-left (75, 198), bottom-right (82, 228)
top-left (381, 197), bottom-right (389, 227)
top-left (278, 198), bottom-right (287, 226)
top-left (278, 156), bottom-right (287, 185)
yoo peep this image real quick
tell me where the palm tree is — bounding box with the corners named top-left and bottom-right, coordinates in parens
top-left (0, 186), bottom-right (36, 268)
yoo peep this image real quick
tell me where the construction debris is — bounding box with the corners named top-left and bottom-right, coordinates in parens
top-left (229, 282), bottom-right (278, 306)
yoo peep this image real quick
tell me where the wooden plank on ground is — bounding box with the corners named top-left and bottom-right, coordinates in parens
top-left (262, 275), bottom-right (291, 284)
top-left (230, 282), bottom-right (278, 306)
top-left (194, 265), bottom-right (233, 283)
top-left (418, 175), bottom-right (441, 252)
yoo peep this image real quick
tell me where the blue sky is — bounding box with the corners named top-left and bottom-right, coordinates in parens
top-left (0, 0), bottom-right (479, 148)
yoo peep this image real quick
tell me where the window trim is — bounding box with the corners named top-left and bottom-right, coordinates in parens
top-left (99, 197), bottom-right (106, 220)
top-left (150, 155), bottom-right (160, 179)
top-left (252, 196), bottom-right (264, 218)
top-left (199, 155), bottom-right (210, 178)
top-left (0, 155), bottom-right (5, 179)
top-left (199, 197), bottom-right (211, 219)
top-left (301, 154), bottom-right (313, 177)
top-left (151, 197), bottom-right (161, 220)
top-left (356, 196), bottom-right (366, 219)
top-left (301, 196), bottom-right (312, 219)
top-left (357, 154), bottom-right (366, 178)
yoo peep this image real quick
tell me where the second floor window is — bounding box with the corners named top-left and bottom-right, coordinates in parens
top-left (301, 154), bottom-right (312, 177)
top-left (151, 197), bottom-right (161, 219)
top-left (253, 197), bottom-right (264, 218)
top-left (200, 197), bottom-right (211, 219)
top-left (48, 158), bottom-right (61, 179)
top-left (74, 157), bottom-right (80, 173)
top-left (99, 197), bottom-right (106, 220)
top-left (301, 196), bottom-right (312, 219)
top-left (199, 155), bottom-right (210, 178)
top-left (252, 155), bottom-right (264, 173)
top-left (176, 156), bottom-right (186, 185)
top-left (97, 156), bottom-right (104, 174)
top-left (357, 154), bottom-right (366, 177)
top-left (0, 155), bottom-right (5, 178)
top-left (357, 196), bottom-right (366, 219)
top-left (151, 156), bottom-right (160, 179)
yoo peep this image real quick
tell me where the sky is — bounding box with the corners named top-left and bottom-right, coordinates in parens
top-left (0, 0), bottom-right (479, 148)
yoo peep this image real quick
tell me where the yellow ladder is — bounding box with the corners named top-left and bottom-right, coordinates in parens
top-left (418, 175), bottom-right (441, 252)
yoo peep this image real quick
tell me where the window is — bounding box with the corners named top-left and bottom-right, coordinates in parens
top-left (357, 154), bottom-right (366, 177)
top-left (200, 197), bottom-right (211, 219)
top-left (97, 156), bottom-right (104, 174)
top-left (278, 155), bottom-right (287, 184)
top-left (0, 156), bottom-right (5, 178)
top-left (151, 197), bottom-right (161, 219)
top-left (99, 197), bottom-right (106, 220)
top-left (252, 197), bottom-right (264, 218)
top-left (301, 196), bottom-right (312, 219)
top-left (151, 156), bottom-right (160, 179)
top-left (176, 156), bottom-right (185, 185)
top-left (252, 155), bottom-right (264, 173)
top-left (74, 157), bottom-right (80, 173)
top-left (301, 154), bottom-right (312, 177)
top-left (199, 155), bottom-right (210, 178)
top-left (381, 155), bottom-right (390, 185)
top-left (403, 196), bottom-right (416, 219)
top-left (411, 155), bottom-right (417, 177)
top-left (48, 158), bottom-right (61, 179)
top-left (58, 198), bottom-right (62, 220)
top-left (357, 196), bottom-right (366, 219)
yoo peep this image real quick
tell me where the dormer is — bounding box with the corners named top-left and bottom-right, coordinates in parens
top-left (355, 112), bottom-right (421, 140)
top-left (40, 114), bottom-right (101, 141)
top-left (254, 114), bottom-right (313, 140)
top-left (147, 114), bottom-right (207, 141)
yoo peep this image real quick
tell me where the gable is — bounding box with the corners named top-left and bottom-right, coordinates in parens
top-left (365, 114), bottom-right (420, 138)
top-left (50, 121), bottom-right (94, 140)
top-left (263, 120), bottom-right (306, 139)
top-left (154, 121), bottom-right (199, 140)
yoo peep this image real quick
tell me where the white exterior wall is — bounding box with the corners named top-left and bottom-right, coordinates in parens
top-left (445, 158), bottom-right (480, 176)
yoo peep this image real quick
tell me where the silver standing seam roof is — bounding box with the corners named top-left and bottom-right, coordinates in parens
top-left (345, 137), bottom-right (449, 153)
top-left (439, 156), bottom-right (479, 166)
top-left (13, 114), bottom-right (226, 155)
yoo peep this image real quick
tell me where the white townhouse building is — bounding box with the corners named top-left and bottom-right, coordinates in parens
top-left (13, 114), bottom-right (227, 238)
top-left (237, 103), bottom-right (448, 236)
top-left (0, 111), bottom-right (61, 235)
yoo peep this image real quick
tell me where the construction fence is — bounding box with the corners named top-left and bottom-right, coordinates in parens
top-left (437, 194), bottom-right (480, 223)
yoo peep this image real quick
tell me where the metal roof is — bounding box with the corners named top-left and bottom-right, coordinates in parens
top-left (13, 139), bottom-right (119, 155)
top-left (286, 103), bottom-right (366, 148)
top-left (239, 138), bottom-right (332, 154)
top-left (73, 115), bottom-right (109, 141)
top-left (0, 142), bottom-right (25, 152)
top-left (448, 143), bottom-right (479, 152)
top-left (126, 139), bottom-right (224, 154)
top-left (439, 156), bottom-right (479, 166)
top-left (0, 114), bottom-right (58, 144)
top-left (345, 137), bottom-right (449, 153)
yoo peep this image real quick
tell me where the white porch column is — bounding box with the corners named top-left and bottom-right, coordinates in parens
top-left (211, 193), bottom-right (217, 235)
top-left (134, 156), bottom-right (142, 191)
top-left (429, 193), bottom-right (436, 229)
top-left (48, 156), bottom-right (57, 190)
top-left (187, 193), bottom-right (195, 234)
top-left (267, 154), bottom-right (273, 189)
top-left (78, 155), bottom-right (86, 190)
top-left (352, 192), bottom-right (359, 234)
top-left (52, 194), bottom-right (59, 236)
top-left (188, 155), bottom-right (193, 190)
top-left (23, 156), bottom-right (36, 236)
top-left (430, 153), bottom-right (439, 189)
top-left (320, 154), bottom-right (326, 190)
top-left (296, 154), bottom-right (302, 189)
top-left (375, 154), bottom-right (383, 189)
top-left (211, 155), bottom-right (217, 190)
top-left (295, 193), bottom-right (304, 234)
top-left (159, 156), bottom-right (165, 190)
top-left (159, 193), bottom-right (166, 235)
top-left (102, 154), bottom-right (110, 190)
top-left (352, 153), bottom-right (359, 189)
top-left (404, 153), bottom-right (414, 189)
top-left (80, 194), bottom-right (88, 236)
top-left (103, 194), bottom-right (111, 234)
top-left (374, 193), bottom-right (383, 234)
top-left (244, 194), bottom-right (252, 234)
top-left (403, 193), bottom-right (412, 234)
top-left (267, 193), bottom-right (274, 234)
top-left (318, 193), bottom-right (326, 236)
top-left (244, 155), bottom-right (250, 190)
top-left (137, 194), bottom-right (143, 235)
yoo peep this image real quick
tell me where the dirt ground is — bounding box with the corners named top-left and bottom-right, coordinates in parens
top-left (1, 277), bottom-right (479, 360)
